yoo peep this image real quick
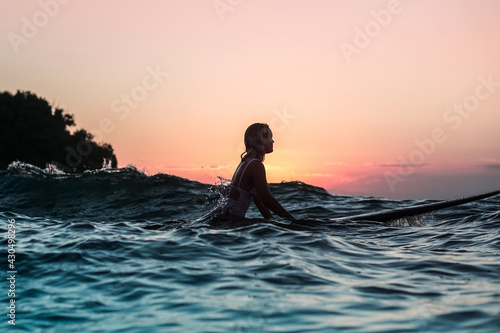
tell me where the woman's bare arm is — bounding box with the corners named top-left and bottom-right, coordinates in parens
top-left (254, 196), bottom-right (273, 219)
top-left (251, 162), bottom-right (295, 219)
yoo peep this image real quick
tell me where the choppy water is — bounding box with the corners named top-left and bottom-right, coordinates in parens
top-left (1, 162), bottom-right (499, 332)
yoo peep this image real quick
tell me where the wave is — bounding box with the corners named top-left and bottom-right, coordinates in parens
top-left (2, 162), bottom-right (499, 229)
top-left (0, 161), bottom-right (350, 222)
top-left (1, 161), bottom-right (211, 221)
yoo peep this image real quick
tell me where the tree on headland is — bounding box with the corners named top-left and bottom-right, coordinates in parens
top-left (0, 90), bottom-right (117, 172)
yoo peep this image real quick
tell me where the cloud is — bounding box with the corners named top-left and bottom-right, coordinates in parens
top-left (304, 173), bottom-right (334, 178)
top-left (325, 161), bottom-right (345, 166)
top-left (174, 165), bottom-right (234, 171)
top-left (379, 163), bottom-right (427, 168)
top-left (479, 163), bottom-right (500, 171)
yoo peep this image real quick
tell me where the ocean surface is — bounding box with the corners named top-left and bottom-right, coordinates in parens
top-left (1, 162), bottom-right (499, 333)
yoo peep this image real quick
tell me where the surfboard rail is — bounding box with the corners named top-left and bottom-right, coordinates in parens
top-left (333, 190), bottom-right (500, 223)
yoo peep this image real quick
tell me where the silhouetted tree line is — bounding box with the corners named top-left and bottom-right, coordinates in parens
top-left (0, 90), bottom-right (117, 172)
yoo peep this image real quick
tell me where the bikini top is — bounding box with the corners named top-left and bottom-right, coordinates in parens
top-left (224, 159), bottom-right (259, 217)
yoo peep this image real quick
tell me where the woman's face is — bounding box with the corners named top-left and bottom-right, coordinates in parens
top-left (262, 129), bottom-right (274, 154)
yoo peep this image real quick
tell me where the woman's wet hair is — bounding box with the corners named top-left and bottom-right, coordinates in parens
top-left (241, 123), bottom-right (271, 160)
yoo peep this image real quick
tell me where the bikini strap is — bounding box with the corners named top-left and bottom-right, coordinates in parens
top-left (236, 158), bottom-right (259, 187)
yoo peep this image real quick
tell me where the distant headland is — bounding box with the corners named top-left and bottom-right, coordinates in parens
top-left (0, 90), bottom-right (117, 173)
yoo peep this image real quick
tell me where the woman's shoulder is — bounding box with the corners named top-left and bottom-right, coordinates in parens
top-left (243, 157), bottom-right (263, 166)
top-left (239, 157), bottom-right (263, 174)
top-left (245, 158), bottom-right (265, 175)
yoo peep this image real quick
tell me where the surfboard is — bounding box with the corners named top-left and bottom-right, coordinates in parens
top-left (333, 190), bottom-right (500, 223)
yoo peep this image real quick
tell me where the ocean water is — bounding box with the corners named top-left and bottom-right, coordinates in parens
top-left (1, 162), bottom-right (500, 333)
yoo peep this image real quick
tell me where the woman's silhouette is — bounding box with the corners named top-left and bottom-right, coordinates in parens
top-left (215, 123), bottom-right (295, 219)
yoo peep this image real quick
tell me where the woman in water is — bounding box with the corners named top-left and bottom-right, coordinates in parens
top-left (216, 123), bottom-right (295, 219)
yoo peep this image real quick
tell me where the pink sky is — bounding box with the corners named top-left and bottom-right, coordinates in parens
top-left (1, 0), bottom-right (500, 199)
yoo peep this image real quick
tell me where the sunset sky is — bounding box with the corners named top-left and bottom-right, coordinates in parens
top-left (2, 0), bottom-right (500, 199)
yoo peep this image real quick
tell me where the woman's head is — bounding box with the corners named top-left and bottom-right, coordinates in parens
top-left (241, 123), bottom-right (274, 160)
